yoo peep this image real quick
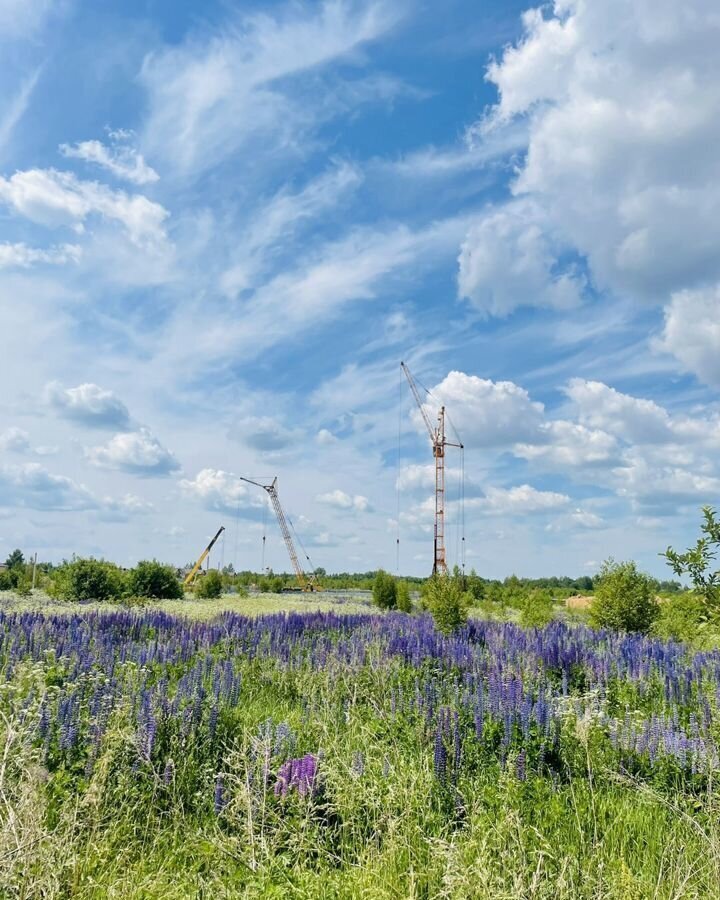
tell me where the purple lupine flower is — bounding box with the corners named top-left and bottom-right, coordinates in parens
top-left (163, 759), bottom-right (175, 785)
top-left (351, 751), bottom-right (365, 777)
top-left (515, 749), bottom-right (526, 782)
top-left (433, 723), bottom-right (447, 786)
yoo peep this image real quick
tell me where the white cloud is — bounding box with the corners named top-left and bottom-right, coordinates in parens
top-left (100, 493), bottom-right (155, 518)
top-left (613, 453), bottom-right (720, 514)
top-left (0, 242), bottom-right (81, 269)
top-left (0, 0), bottom-right (56, 39)
top-left (179, 468), bottom-right (264, 515)
top-left (316, 489), bottom-right (369, 512)
top-left (0, 69), bottom-right (41, 151)
top-left (564, 378), bottom-right (720, 446)
top-left (426, 370), bottom-right (545, 446)
top-left (478, 0), bottom-right (720, 382)
top-left (60, 139), bottom-right (159, 186)
top-left (140, 1), bottom-right (400, 176)
top-left (316, 428), bottom-right (339, 445)
top-left (657, 285), bottom-right (720, 387)
top-left (469, 484), bottom-right (570, 514)
top-left (458, 202), bottom-right (585, 316)
top-left (173, 217), bottom-right (468, 366)
top-left (514, 420), bottom-right (619, 467)
top-left (0, 427), bottom-right (30, 453)
top-left (85, 429), bottom-right (179, 476)
top-left (486, 0), bottom-right (720, 299)
top-left (45, 381), bottom-right (131, 430)
top-left (0, 462), bottom-right (96, 511)
top-left (220, 162), bottom-right (362, 297)
top-left (229, 415), bottom-right (302, 452)
top-left (0, 169), bottom-right (169, 247)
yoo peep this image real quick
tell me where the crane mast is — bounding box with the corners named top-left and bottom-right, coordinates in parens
top-left (401, 362), bottom-right (463, 576)
top-left (240, 477), bottom-right (319, 591)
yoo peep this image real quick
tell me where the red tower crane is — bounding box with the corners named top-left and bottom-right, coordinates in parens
top-left (401, 361), bottom-right (463, 575)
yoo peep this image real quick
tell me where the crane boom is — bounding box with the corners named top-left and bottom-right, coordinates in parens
top-left (184, 526), bottom-right (225, 586)
top-left (400, 362), bottom-right (463, 576)
top-left (240, 477), bottom-right (319, 591)
top-left (401, 361), bottom-right (435, 442)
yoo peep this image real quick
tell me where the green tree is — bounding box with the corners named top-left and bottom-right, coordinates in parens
top-left (396, 579), bottom-right (412, 613)
top-left (663, 506), bottom-right (720, 617)
top-left (652, 593), bottom-right (705, 643)
top-left (424, 571), bottom-right (469, 634)
top-left (465, 568), bottom-right (485, 603)
top-left (5, 549), bottom-right (24, 570)
top-left (195, 569), bottom-right (223, 599)
top-left (589, 559), bottom-right (658, 633)
top-left (49, 558), bottom-right (125, 602)
top-left (127, 560), bottom-right (182, 599)
top-left (372, 570), bottom-right (397, 610)
top-left (519, 589), bottom-right (554, 628)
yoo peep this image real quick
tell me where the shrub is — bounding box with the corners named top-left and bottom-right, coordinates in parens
top-left (520, 590), bottom-right (554, 628)
top-left (195, 569), bottom-right (223, 599)
top-left (652, 593), bottom-right (705, 643)
top-left (372, 570), bottom-right (397, 610)
top-left (589, 559), bottom-right (658, 633)
top-left (396, 580), bottom-right (412, 613)
top-left (465, 569), bottom-right (485, 603)
top-left (127, 560), bottom-right (182, 599)
top-left (48, 558), bottom-right (125, 602)
top-left (424, 572), bottom-right (469, 634)
top-left (0, 570), bottom-right (13, 591)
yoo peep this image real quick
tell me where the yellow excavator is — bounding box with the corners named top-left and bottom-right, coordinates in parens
top-left (183, 526), bottom-right (225, 588)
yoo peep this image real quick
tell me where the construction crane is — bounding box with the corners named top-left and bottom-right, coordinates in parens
top-left (183, 526), bottom-right (225, 587)
top-left (239, 477), bottom-right (321, 592)
top-left (401, 361), bottom-right (463, 576)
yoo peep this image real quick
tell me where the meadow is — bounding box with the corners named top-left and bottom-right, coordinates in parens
top-left (1, 594), bottom-right (720, 898)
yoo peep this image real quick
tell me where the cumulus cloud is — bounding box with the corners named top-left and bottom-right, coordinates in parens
top-left (0, 242), bottom-right (81, 269)
top-left (60, 139), bottom-right (159, 186)
top-left (426, 371), bottom-right (544, 446)
top-left (316, 428), bottom-right (338, 445)
top-left (0, 169), bottom-right (168, 247)
top-left (458, 202), bottom-right (585, 316)
top-left (85, 429), bottom-right (180, 476)
top-left (179, 468), bottom-right (265, 515)
top-left (514, 420), bottom-right (619, 467)
top-left (564, 379), bottom-right (674, 444)
top-left (45, 381), bottom-right (131, 430)
top-left (0, 427), bottom-right (30, 453)
top-left (658, 286), bottom-right (720, 387)
top-left (0, 462), bottom-right (96, 511)
top-left (316, 489), bottom-right (370, 512)
top-left (100, 493), bottom-right (155, 520)
top-left (613, 453), bottom-right (720, 515)
top-left (474, 0), bottom-right (720, 382)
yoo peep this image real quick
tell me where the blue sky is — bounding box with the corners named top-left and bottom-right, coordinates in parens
top-left (1, 0), bottom-right (719, 578)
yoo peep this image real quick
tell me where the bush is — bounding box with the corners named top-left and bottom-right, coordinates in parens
top-left (589, 559), bottom-right (658, 633)
top-left (424, 572), bottom-right (469, 634)
top-left (396, 580), bottom-right (412, 613)
top-left (48, 558), bottom-right (125, 602)
top-left (127, 560), bottom-right (182, 599)
top-left (373, 570), bottom-right (397, 610)
top-left (0, 570), bottom-right (13, 591)
top-left (519, 590), bottom-right (554, 628)
top-left (652, 593), bottom-right (705, 643)
top-left (195, 569), bottom-right (223, 599)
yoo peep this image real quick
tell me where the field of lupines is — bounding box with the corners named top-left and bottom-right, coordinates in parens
top-left (2, 604), bottom-right (720, 898)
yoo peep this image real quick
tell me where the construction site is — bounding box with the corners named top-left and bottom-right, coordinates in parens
top-left (181, 362), bottom-right (466, 593)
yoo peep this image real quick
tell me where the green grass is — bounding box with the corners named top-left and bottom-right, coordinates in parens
top-left (0, 589), bottom-right (373, 618)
